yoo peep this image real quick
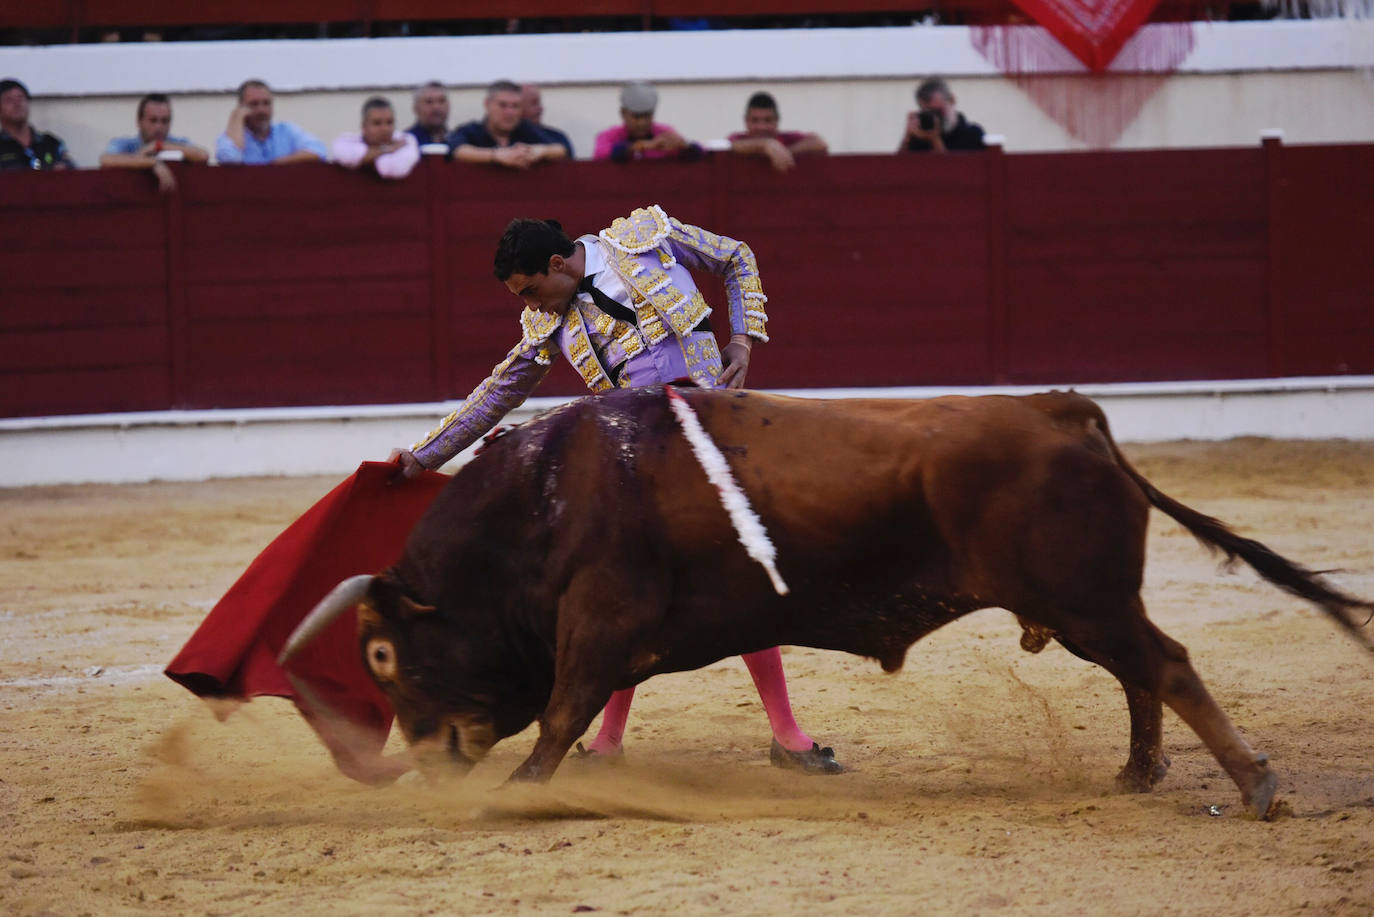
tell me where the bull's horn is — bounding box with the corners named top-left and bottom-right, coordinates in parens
top-left (278, 575), bottom-right (375, 666)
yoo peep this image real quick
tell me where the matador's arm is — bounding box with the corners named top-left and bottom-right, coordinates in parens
top-left (411, 317), bottom-right (558, 469)
top-left (662, 215), bottom-right (770, 343)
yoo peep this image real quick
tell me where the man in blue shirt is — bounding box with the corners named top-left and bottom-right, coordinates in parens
top-left (100, 93), bottom-right (208, 192)
top-left (216, 79), bottom-right (327, 165)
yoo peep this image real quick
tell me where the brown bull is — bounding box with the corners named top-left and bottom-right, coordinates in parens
top-left (283, 387), bottom-right (1373, 818)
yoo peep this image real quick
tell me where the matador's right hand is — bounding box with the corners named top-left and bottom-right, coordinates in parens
top-left (387, 448), bottom-right (427, 480)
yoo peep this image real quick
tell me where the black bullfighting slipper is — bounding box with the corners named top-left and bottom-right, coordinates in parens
top-left (770, 739), bottom-right (845, 775)
top-left (568, 741), bottom-right (625, 765)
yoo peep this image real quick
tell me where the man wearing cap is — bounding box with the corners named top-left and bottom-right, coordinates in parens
top-left (388, 206), bottom-right (844, 776)
top-left (0, 78), bottom-right (75, 172)
top-left (593, 81), bottom-right (702, 162)
top-left (448, 79), bottom-right (567, 169)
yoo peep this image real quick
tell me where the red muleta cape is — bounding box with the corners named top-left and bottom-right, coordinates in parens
top-left (165, 461), bottom-right (448, 782)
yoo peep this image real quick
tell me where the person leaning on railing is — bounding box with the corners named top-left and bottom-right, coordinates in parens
top-left (99, 92), bottom-right (209, 192)
top-left (331, 96), bottom-right (419, 180)
top-left (723, 90), bottom-right (827, 172)
top-left (593, 81), bottom-right (704, 163)
top-left (405, 80), bottom-right (450, 148)
top-left (447, 79), bottom-right (567, 170)
top-left (215, 79), bottom-right (327, 166)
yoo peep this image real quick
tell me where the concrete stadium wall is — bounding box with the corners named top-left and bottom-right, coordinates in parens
top-left (3, 21), bottom-right (1373, 166)
top-left (4, 377), bottom-right (1373, 486)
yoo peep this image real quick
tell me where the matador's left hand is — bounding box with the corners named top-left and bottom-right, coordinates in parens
top-left (719, 336), bottom-right (752, 390)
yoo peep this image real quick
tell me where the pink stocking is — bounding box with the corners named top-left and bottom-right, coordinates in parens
top-left (585, 686), bottom-right (635, 754)
top-left (743, 646), bottom-right (813, 751)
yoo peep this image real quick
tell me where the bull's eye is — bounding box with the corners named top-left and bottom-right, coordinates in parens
top-left (365, 637), bottom-right (398, 681)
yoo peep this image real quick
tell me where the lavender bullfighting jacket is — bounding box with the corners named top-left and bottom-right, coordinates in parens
top-left (412, 205), bottom-right (770, 469)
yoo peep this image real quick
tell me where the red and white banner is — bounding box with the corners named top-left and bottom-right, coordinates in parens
top-left (972, 21), bottom-right (1196, 147)
top-left (1006, 0), bottom-right (1167, 71)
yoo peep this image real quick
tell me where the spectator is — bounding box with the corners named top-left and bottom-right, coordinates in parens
top-left (726, 91), bottom-right (827, 172)
top-left (0, 78), bottom-right (74, 171)
top-left (447, 79), bottom-right (566, 169)
top-left (593, 81), bottom-right (701, 163)
top-left (99, 92), bottom-right (209, 192)
top-left (332, 96), bottom-right (419, 180)
top-left (406, 80), bottom-right (450, 147)
top-left (520, 82), bottom-right (574, 158)
top-left (899, 78), bottom-right (986, 154)
top-left (216, 79), bottom-right (327, 165)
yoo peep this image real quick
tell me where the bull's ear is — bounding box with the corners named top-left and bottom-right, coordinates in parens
top-left (398, 595), bottom-right (437, 619)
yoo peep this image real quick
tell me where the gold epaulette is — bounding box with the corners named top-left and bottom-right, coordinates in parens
top-left (599, 204), bottom-right (671, 255)
top-left (519, 307), bottom-right (563, 349)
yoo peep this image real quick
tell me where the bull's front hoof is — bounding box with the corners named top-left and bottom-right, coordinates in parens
top-left (1244, 769), bottom-right (1280, 820)
top-left (770, 740), bottom-right (845, 775)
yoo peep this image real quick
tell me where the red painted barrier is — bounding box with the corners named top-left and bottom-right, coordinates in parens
top-left (0, 1), bottom-right (1216, 34)
top-left (3, 144), bottom-right (1371, 419)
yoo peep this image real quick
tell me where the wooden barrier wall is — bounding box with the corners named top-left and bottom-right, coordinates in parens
top-left (3, 143), bottom-right (1371, 419)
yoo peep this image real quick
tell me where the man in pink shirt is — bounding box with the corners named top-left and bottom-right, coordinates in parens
top-left (593, 81), bottom-right (702, 163)
top-left (332, 96), bottom-right (419, 180)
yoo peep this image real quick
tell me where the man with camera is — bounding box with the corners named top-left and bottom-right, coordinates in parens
top-left (900, 77), bottom-right (986, 154)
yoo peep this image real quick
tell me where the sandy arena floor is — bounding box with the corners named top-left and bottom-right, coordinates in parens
top-left (2, 438), bottom-right (1373, 916)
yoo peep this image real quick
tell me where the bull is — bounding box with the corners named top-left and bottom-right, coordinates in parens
top-left (282, 387), bottom-right (1373, 818)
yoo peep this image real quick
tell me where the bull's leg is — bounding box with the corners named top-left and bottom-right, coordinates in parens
top-left (1060, 601), bottom-right (1277, 818)
top-left (1054, 633), bottom-right (1168, 792)
top-left (1151, 642), bottom-right (1277, 818)
top-left (506, 570), bottom-right (656, 784)
top-left (1116, 685), bottom-right (1169, 792)
top-left (507, 680), bottom-right (615, 783)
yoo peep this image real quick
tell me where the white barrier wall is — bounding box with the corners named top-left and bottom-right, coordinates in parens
top-left (3, 21), bottom-right (1373, 166)
top-left (3, 378), bottom-right (1372, 486)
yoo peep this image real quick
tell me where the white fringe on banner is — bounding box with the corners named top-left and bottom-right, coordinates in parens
top-left (664, 386), bottom-right (789, 596)
top-left (1265, 0), bottom-right (1371, 17)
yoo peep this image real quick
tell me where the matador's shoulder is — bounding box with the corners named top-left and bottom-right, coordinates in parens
top-left (599, 204), bottom-right (672, 254)
top-left (519, 307), bottom-right (563, 348)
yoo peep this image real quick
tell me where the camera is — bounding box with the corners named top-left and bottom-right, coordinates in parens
top-left (917, 110), bottom-right (938, 132)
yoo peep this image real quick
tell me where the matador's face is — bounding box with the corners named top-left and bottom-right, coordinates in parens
top-left (504, 258), bottom-right (579, 317)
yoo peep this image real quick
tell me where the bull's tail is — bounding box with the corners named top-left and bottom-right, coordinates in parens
top-left (1086, 407), bottom-right (1374, 651)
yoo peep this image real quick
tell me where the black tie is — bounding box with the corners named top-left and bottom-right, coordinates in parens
top-left (577, 273), bottom-right (714, 336)
top-left (577, 274), bottom-right (639, 325)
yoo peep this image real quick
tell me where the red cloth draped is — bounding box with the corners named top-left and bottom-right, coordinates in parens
top-left (1009, 0), bottom-right (1165, 71)
top-left (971, 22), bottom-right (1196, 148)
top-left (165, 461), bottom-right (448, 781)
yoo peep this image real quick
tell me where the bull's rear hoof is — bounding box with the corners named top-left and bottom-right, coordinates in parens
top-left (770, 740), bottom-right (845, 775)
top-left (1114, 754), bottom-right (1171, 793)
top-left (1244, 769), bottom-right (1280, 820)
top-left (1018, 621), bottom-right (1055, 654)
